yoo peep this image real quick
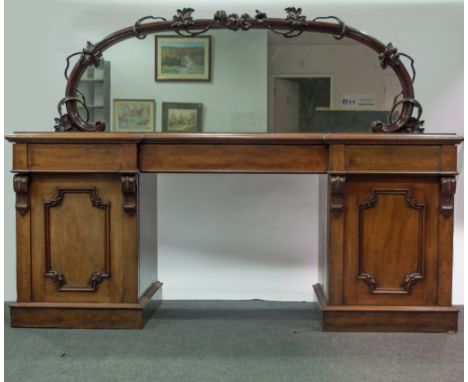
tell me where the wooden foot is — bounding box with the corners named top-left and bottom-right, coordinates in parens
top-left (10, 282), bottom-right (162, 329)
top-left (313, 284), bottom-right (458, 333)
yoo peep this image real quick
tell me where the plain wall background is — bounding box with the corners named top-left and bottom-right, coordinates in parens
top-left (4, 0), bottom-right (464, 302)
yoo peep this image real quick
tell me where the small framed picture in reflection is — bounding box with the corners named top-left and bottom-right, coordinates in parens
top-left (155, 36), bottom-right (211, 81)
top-left (113, 99), bottom-right (155, 132)
top-left (162, 102), bottom-right (203, 133)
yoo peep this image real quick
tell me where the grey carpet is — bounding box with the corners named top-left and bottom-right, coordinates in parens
top-left (4, 301), bottom-right (463, 382)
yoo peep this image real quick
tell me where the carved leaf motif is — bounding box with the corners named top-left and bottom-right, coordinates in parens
top-left (214, 9), bottom-right (265, 30)
top-left (239, 13), bottom-right (253, 30)
top-left (90, 190), bottom-right (108, 209)
top-left (402, 272), bottom-right (423, 291)
top-left (379, 43), bottom-right (399, 69)
top-left (406, 194), bottom-right (419, 208)
top-left (172, 8), bottom-right (195, 27)
top-left (404, 117), bottom-right (425, 133)
top-left (90, 272), bottom-right (105, 289)
top-left (54, 115), bottom-right (74, 132)
top-left (214, 10), bottom-right (228, 23)
top-left (227, 13), bottom-right (241, 29)
top-left (217, 12), bottom-right (253, 30)
top-left (47, 190), bottom-right (65, 207)
top-left (255, 10), bottom-right (267, 21)
top-left (285, 7), bottom-right (307, 26)
top-left (49, 271), bottom-right (66, 288)
top-left (81, 41), bottom-right (102, 68)
top-left (358, 273), bottom-right (377, 291)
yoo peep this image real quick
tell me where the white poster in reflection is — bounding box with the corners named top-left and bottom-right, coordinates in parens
top-left (340, 94), bottom-right (377, 110)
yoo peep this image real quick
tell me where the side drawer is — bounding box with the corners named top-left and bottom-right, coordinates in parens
top-left (13, 143), bottom-right (137, 172)
top-left (345, 145), bottom-right (443, 173)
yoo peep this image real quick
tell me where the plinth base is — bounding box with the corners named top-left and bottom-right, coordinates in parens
top-left (10, 282), bottom-right (162, 329)
top-left (313, 284), bottom-right (458, 333)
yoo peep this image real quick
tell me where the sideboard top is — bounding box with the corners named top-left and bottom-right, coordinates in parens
top-left (5, 132), bottom-right (464, 145)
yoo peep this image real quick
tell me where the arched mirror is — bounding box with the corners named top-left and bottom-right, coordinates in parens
top-left (57, 8), bottom-right (423, 134)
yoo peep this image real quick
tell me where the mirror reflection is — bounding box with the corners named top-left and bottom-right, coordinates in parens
top-left (77, 30), bottom-right (401, 133)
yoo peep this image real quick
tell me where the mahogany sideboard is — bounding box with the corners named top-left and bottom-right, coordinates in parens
top-left (5, 131), bottom-right (463, 331)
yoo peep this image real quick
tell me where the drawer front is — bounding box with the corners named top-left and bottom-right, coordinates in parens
top-left (140, 143), bottom-right (329, 173)
top-left (20, 143), bottom-right (137, 173)
top-left (345, 145), bottom-right (442, 173)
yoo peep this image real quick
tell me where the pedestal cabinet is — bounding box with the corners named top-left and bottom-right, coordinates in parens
top-left (315, 141), bottom-right (460, 332)
top-left (9, 136), bottom-right (160, 328)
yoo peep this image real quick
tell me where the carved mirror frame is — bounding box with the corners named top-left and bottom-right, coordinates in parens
top-left (57, 7), bottom-right (423, 134)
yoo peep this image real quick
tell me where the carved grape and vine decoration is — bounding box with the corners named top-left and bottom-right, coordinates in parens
top-left (57, 6), bottom-right (423, 134)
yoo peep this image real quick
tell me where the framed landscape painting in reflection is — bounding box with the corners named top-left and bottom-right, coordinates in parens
top-left (155, 36), bottom-right (211, 81)
top-left (162, 102), bottom-right (203, 132)
top-left (113, 99), bottom-right (155, 132)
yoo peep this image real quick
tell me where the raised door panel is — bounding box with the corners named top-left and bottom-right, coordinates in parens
top-left (344, 176), bottom-right (438, 306)
top-left (30, 174), bottom-right (137, 303)
top-left (44, 189), bottom-right (110, 292)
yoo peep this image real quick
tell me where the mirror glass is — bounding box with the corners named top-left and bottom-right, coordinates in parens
top-left (77, 29), bottom-right (402, 133)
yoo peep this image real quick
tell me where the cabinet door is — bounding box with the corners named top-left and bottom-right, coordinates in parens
top-left (344, 176), bottom-right (439, 306)
top-left (29, 174), bottom-right (137, 303)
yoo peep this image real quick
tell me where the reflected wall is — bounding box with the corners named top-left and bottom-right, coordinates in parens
top-left (106, 30), bottom-right (268, 133)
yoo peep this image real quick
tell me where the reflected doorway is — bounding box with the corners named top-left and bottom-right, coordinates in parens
top-left (270, 75), bottom-right (332, 132)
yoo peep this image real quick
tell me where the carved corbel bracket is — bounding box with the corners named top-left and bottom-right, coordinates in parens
top-left (440, 177), bottom-right (456, 219)
top-left (329, 175), bottom-right (346, 213)
top-left (13, 174), bottom-right (30, 215)
top-left (121, 175), bottom-right (138, 216)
